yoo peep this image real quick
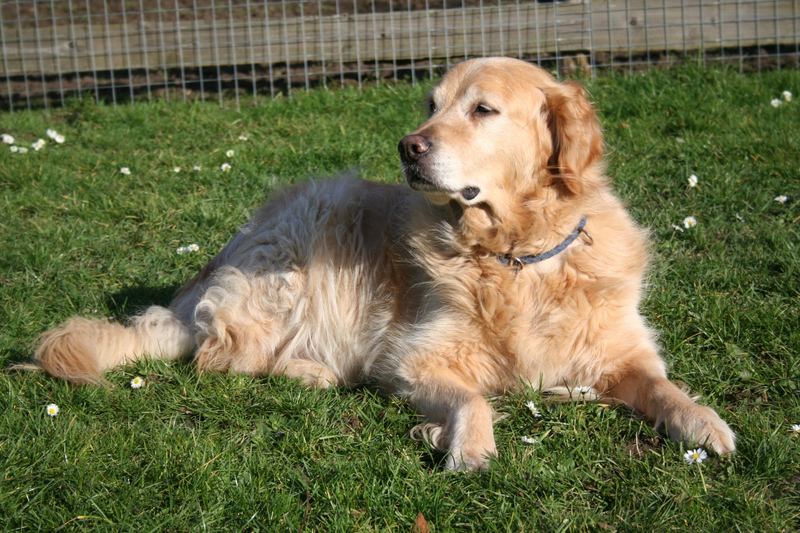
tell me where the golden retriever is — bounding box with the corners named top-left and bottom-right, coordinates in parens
top-left (32, 57), bottom-right (735, 470)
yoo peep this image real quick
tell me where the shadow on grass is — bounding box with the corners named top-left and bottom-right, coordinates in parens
top-left (106, 284), bottom-right (180, 320)
top-left (3, 348), bottom-right (38, 368)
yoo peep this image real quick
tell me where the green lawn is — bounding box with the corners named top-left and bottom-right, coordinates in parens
top-left (1, 65), bottom-right (798, 531)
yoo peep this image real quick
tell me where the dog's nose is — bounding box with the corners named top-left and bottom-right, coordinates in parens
top-left (398, 134), bottom-right (431, 161)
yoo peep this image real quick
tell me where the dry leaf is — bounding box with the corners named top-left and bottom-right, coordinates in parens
top-left (413, 512), bottom-right (429, 533)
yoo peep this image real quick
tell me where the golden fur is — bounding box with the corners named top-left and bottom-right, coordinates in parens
top-left (32, 58), bottom-right (734, 470)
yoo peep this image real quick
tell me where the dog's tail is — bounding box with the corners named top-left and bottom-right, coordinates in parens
top-left (22, 306), bottom-right (194, 385)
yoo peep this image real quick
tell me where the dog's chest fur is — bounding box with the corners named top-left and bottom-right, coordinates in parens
top-left (394, 203), bottom-right (615, 392)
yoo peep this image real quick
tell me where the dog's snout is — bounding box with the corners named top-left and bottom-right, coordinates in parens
top-left (399, 134), bottom-right (432, 161)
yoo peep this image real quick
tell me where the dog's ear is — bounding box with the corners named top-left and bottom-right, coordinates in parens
top-left (543, 81), bottom-right (603, 195)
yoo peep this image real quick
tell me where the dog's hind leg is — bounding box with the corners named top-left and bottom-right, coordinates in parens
top-left (278, 359), bottom-right (338, 388)
top-left (193, 267), bottom-right (290, 375)
top-left (192, 266), bottom-right (339, 387)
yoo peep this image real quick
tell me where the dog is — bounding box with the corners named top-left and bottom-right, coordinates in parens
top-left (31, 57), bottom-right (735, 470)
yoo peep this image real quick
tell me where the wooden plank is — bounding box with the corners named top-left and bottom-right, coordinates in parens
top-left (1, 1), bottom-right (797, 77)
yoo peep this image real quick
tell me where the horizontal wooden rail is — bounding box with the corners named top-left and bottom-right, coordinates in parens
top-left (1, 0), bottom-right (797, 77)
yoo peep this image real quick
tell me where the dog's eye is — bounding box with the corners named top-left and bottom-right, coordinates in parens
top-left (473, 103), bottom-right (496, 116)
top-left (428, 99), bottom-right (438, 115)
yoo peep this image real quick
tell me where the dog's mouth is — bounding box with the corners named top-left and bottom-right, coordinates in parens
top-left (405, 167), bottom-right (442, 193)
top-left (404, 166), bottom-right (481, 202)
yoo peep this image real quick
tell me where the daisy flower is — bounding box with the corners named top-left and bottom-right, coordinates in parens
top-left (176, 243), bottom-right (200, 255)
top-left (192, 164), bottom-right (202, 171)
top-left (688, 174), bottom-right (698, 188)
top-left (238, 134), bottom-right (249, 141)
top-left (225, 149), bottom-right (235, 158)
top-left (783, 90), bottom-right (792, 102)
top-left (32, 139), bottom-right (46, 151)
top-left (520, 436), bottom-right (538, 445)
top-left (525, 400), bottom-right (542, 418)
top-left (46, 129), bottom-right (65, 144)
top-left (683, 448), bottom-right (708, 465)
top-left (770, 98), bottom-right (782, 108)
top-left (671, 224), bottom-right (684, 232)
top-left (1, 133), bottom-right (14, 144)
top-left (791, 424), bottom-right (800, 433)
top-left (173, 166), bottom-right (181, 173)
top-left (15, 146), bottom-right (28, 154)
top-left (682, 216), bottom-right (697, 229)
top-left (120, 167), bottom-right (131, 175)
top-left (774, 195), bottom-right (788, 204)
top-left (9, 145), bottom-right (19, 153)
top-left (46, 403), bottom-right (60, 417)
top-left (220, 163), bottom-right (231, 172)
top-left (130, 376), bottom-right (144, 389)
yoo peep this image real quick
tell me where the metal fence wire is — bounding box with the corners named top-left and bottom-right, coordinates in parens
top-left (1, 0), bottom-right (798, 110)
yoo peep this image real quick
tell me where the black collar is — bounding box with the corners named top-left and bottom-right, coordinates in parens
top-left (498, 216), bottom-right (589, 268)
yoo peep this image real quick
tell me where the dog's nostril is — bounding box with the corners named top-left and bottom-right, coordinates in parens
top-left (400, 134), bottom-right (431, 160)
top-left (411, 138), bottom-right (430, 155)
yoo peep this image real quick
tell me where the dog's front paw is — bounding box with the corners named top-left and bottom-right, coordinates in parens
top-left (446, 442), bottom-right (496, 471)
top-left (663, 403), bottom-right (736, 455)
top-left (442, 397), bottom-right (498, 471)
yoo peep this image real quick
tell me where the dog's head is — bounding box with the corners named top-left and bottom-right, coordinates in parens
top-left (399, 58), bottom-right (604, 251)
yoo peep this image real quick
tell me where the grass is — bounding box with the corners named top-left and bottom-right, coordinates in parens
top-left (1, 65), bottom-right (799, 531)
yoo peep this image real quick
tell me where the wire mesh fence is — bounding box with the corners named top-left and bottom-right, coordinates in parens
top-left (1, 0), bottom-right (798, 110)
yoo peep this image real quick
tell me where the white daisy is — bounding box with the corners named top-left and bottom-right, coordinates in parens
top-left (791, 424), bottom-right (800, 433)
top-left (688, 174), bottom-right (698, 188)
top-left (671, 224), bottom-right (685, 232)
top-left (120, 167), bottom-right (131, 175)
top-left (9, 145), bottom-right (19, 153)
top-left (220, 163), bottom-right (231, 172)
top-left (130, 376), bottom-right (144, 389)
top-left (770, 98), bottom-right (782, 108)
top-left (225, 149), bottom-right (235, 158)
top-left (46, 129), bottom-right (65, 144)
top-left (173, 166), bottom-right (181, 173)
top-left (1, 133), bottom-right (14, 144)
top-left (683, 448), bottom-right (708, 465)
top-left (16, 146), bottom-right (28, 154)
top-left (774, 195), bottom-right (788, 204)
top-left (192, 165), bottom-right (202, 171)
top-left (525, 400), bottom-right (542, 418)
top-left (520, 436), bottom-right (538, 445)
top-left (683, 216), bottom-right (697, 229)
top-left (238, 134), bottom-right (249, 141)
top-left (176, 243), bottom-right (200, 255)
top-left (783, 90), bottom-right (792, 102)
top-left (32, 139), bottom-right (46, 151)
top-left (46, 403), bottom-right (60, 417)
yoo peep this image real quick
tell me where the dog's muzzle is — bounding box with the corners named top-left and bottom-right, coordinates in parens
top-left (399, 134), bottom-right (436, 191)
top-left (398, 134), bottom-right (482, 201)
